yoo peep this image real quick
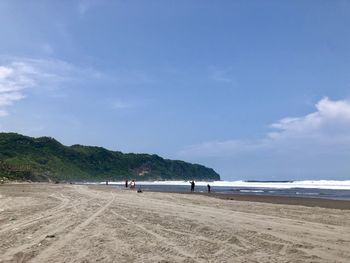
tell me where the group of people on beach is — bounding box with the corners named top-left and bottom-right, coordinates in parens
top-left (112, 179), bottom-right (211, 193)
top-left (125, 179), bottom-right (136, 189)
top-left (107, 179), bottom-right (212, 193)
top-left (125, 179), bottom-right (143, 193)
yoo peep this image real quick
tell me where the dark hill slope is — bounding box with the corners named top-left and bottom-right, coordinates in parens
top-left (0, 133), bottom-right (220, 182)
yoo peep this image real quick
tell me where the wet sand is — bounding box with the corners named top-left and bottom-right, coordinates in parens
top-left (1, 183), bottom-right (350, 262)
top-left (149, 190), bottom-right (350, 210)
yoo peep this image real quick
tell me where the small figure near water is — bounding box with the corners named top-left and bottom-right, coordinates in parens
top-left (207, 184), bottom-right (211, 193)
top-left (125, 180), bottom-right (128, 188)
top-left (130, 179), bottom-right (136, 189)
top-left (137, 187), bottom-right (143, 193)
top-left (190, 180), bottom-right (195, 192)
top-left (106, 180), bottom-right (108, 185)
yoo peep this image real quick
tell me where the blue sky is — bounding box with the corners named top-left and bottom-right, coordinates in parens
top-left (1, 0), bottom-right (350, 180)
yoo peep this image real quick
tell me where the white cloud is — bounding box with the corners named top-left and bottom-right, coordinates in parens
top-left (0, 109), bottom-right (8, 117)
top-left (179, 97), bottom-right (350, 158)
top-left (0, 92), bottom-right (25, 107)
top-left (0, 66), bottom-right (13, 78)
top-left (0, 57), bottom-right (101, 117)
top-left (269, 97), bottom-right (350, 143)
top-left (0, 62), bottom-right (36, 116)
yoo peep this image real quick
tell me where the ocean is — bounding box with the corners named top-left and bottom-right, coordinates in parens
top-left (97, 180), bottom-right (350, 201)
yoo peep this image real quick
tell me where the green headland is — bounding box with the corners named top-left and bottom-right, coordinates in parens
top-left (0, 133), bottom-right (220, 182)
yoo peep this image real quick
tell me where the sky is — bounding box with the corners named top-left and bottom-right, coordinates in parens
top-left (1, 0), bottom-right (350, 180)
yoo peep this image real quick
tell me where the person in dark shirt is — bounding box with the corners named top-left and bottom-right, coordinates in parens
top-left (207, 184), bottom-right (211, 193)
top-left (190, 180), bottom-right (195, 192)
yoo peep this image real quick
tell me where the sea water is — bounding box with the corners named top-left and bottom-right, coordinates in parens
top-left (98, 180), bottom-right (350, 200)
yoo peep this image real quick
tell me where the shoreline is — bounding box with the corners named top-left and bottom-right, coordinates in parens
top-left (2, 182), bottom-right (350, 210)
top-left (139, 188), bottom-right (350, 210)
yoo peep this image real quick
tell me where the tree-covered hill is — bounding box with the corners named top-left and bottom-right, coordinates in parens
top-left (0, 133), bottom-right (220, 182)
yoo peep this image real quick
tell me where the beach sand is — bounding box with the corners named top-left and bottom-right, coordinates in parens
top-left (0, 184), bottom-right (349, 262)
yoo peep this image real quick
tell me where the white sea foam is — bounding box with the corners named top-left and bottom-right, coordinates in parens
top-left (239, 190), bottom-right (265, 193)
top-left (104, 180), bottom-right (350, 190)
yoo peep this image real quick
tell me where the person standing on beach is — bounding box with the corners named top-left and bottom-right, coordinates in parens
top-left (190, 181), bottom-right (195, 192)
top-left (130, 180), bottom-right (136, 189)
top-left (207, 184), bottom-right (211, 193)
top-left (125, 180), bottom-right (128, 188)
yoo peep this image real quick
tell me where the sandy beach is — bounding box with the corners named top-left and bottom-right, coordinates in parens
top-left (0, 184), bottom-right (349, 263)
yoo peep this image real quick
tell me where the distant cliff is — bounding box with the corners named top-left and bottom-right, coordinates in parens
top-left (0, 133), bottom-right (220, 182)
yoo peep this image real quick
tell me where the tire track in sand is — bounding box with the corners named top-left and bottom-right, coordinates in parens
top-left (0, 194), bottom-right (70, 234)
top-left (108, 207), bottom-right (206, 262)
top-left (1, 195), bottom-right (102, 263)
top-left (28, 193), bottom-right (116, 263)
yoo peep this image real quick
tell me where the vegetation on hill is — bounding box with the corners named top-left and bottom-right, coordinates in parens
top-left (0, 133), bottom-right (220, 182)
